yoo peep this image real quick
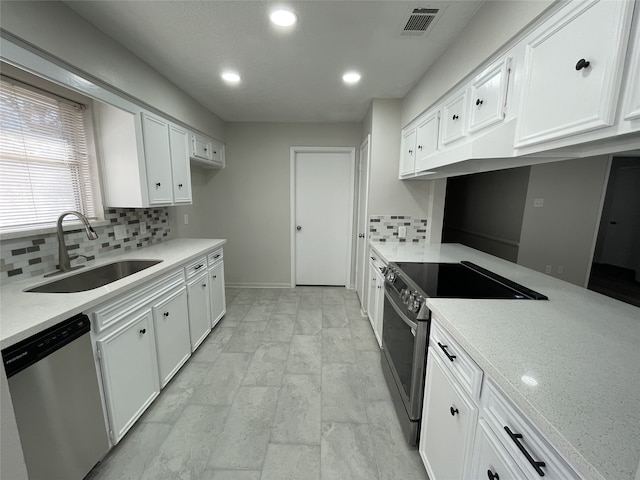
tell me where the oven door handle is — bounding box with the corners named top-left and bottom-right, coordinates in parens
top-left (384, 288), bottom-right (418, 332)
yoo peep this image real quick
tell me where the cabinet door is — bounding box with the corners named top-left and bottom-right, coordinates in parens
top-left (414, 110), bottom-right (440, 173)
top-left (514, 0), bottom-right (634, 147)
top-left (399, 128), bottom-right (417, 176)
top-left (141, 112), bottom-right (173, 204)
top-left (97, 309), bottom-right (159, 444)
top-left (623, 36), bottom-right (640, 121)
top-left (470, 420), bottom-right (526, 480)
top-left (420, 350), bottom-right (478, 480)
top-left (209, 139), bottom-right (225, 167)
top-left (367, 260), bottom-right (378, 332)
top-left (191, 133), bottom-right (212, 161)
top-left (187, 271), bottom-right (211, 351)
top-left (169, 124), bottom-right (192, 204)
top-left (440, 89), bottom-right (467, 145)
top-left (469, 58), bottom-right (511, 134)
top-left (209, 261), bottom-right (226, 328)
top-left (153, 287), bottom-right (191, 388)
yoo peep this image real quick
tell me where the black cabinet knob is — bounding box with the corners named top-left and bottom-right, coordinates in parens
top-left (575, 58), bottom-right (590, 71)
top-left (452, 114), bottom-right (459, 120)
top-left (487, 469), bottom-right (500, 480)
top-left (155, 182), bottom-right (161, 187)
top-left (139, 328), bottom-right (146, 335)
top-left (476, 99), bottom-right (484, 106)
top-left (163, 312), bottom-right (169, 317)
top-left (178, 183), bottom-right (183, 188)
top-left (450, 406), bottom-right (459, 416)
top-left (418, 145), bottom-right (423, 150)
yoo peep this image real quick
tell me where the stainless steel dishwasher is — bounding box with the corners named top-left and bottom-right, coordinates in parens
top-left (2, 313), bottom-right (109, 480)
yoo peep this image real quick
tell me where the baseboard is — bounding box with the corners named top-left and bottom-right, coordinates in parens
top-left (225, 282), bottom-right (292, 289)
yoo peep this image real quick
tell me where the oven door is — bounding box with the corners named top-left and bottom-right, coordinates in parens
top-left (382, 286), bottom-right (429, 420)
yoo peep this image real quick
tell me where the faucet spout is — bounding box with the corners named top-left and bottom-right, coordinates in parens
top-left (54, 211), bottom-right (98, 274)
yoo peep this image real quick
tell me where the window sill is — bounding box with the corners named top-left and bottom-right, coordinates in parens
top-left (0, 219), bottom-right (111, 242)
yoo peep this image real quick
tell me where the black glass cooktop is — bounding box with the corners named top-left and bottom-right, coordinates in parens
top-left (392, 261), bottom-right (548, 300)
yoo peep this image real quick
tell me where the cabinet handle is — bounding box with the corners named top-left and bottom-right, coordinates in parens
top-left (575, 58), bottom-right (590, 71)
top-left (437, 341), bottom-right (457, 362)
top-left (408, 149), bottom-right (413, 154)
top-left (214, 254), bottom-right (221, 259)
top-left (202, 283), bottom-right (207, 288)
top-left (178, 183), bottom-right (183, 189)
top-left (139, 328), bottom-right (146, 335)
top-left (476, 98), bottom-right (484, 106)
top-left (163, 312), bottom-right (169, 317)
top-left (213, 275), bottom-right (217, 279)
top-left (359, 233), bottom-right (365, 238)
top-left (194, 264), bottom-right (204, 271)
top-left (487, 470), bottom-right (500, 480)
top-left (450, 406), bottom-right (459, 416)
top-left (204, 147), bottom-right (208, 152)
top-left (417, 145), bottom-right (423, 150)
top-left (155, 182), bottom-right (161, 187)
top-left (452, 114), bottom-right (459, 120)
top-left (504, 426), bottom-right (546, 476)
top-left (213, 151), bottom-right (217, 155)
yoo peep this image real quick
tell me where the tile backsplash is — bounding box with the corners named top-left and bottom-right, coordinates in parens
top-left (369, 215), bottom-right (428, 243)
top-left (1, 208), bottom-right (171, 281)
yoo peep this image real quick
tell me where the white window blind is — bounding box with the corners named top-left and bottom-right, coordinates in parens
top-left (0, 76), bottom-right (98, 232)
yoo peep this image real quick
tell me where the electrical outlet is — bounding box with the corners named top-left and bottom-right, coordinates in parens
top-left (114, 224), bottom-right (127, 241)
top-left (533, 198), bottom-right (544, 208)
top-left (139, 221), bottom-right (147, 235)
top-left (557, 265), bottom-right (564, 275)
top-left (184, 214), bottom-right (189, 225)
top-left (545, 265), bottom-right (552, 274)
top-left (398, 226), bottom-right (407, 239)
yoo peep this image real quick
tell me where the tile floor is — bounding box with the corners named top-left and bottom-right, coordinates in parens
top-left (86, 287), bottom-right (427, 480)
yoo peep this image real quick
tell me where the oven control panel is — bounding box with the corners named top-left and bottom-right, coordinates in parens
top-left (385, 266), bottom-right (426, 316)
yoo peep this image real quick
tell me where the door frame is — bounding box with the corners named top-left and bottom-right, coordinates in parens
top-left (356, 135), bottom-right (371, 310)
top-left (290, 146), bottom-right (356, 288)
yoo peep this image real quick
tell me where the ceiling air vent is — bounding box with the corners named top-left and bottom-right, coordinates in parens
top-left (401, 8), bottom-right (441, 36)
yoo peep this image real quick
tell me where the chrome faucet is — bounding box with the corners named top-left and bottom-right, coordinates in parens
top-left (46, 211), bottom-right (99, 277)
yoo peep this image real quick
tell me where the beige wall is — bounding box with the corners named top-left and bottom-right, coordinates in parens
top-left (518, 156), bottom-right (610, 287)
top-left (368, 99), bottom-right (431, 217)
top-left (0, 0), bottom-right (224, 139)
top-left (401, 0), bottom-right (553, 127)
top-left (175, 123), bottom-right (361, 287)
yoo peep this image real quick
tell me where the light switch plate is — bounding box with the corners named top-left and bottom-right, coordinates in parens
top-left (398, 226), bottom-right (407, 239)
top-left (139, 221), bottom-right (147, 235)
top-left (114, 224), bottom-right (127, 240)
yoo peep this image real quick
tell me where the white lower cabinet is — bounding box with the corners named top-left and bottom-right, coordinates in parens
top-left (470, 420), bottom-right (526, 480)
top-left (96, 309), bottom-right (159, 444)
top-left (420, 349), bottom-right (478, 480)
top-left (186, 271), bottom-right (212, 351)
top-left (209, 261), bottom-right (226, 328)
top-left (152, 287), bottom-right (191, 388)
top-left (367, 255), bottom-right (385, 347)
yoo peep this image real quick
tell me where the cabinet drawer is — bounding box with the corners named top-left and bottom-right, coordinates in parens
top-left (430, 319), bottom-right (483, 399)
top-left (185, 256), bottom-right (207, 279)
top-left (470, 420), bottom-right (527, 480)
top-left (91, 269), bottom-right (184, 333)
top-left (482, 380), bottom-right (580, 480)
top-left (207, 248), bottom-right (223, 267)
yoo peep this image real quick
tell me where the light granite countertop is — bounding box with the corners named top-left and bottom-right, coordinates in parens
top-left (370, 242), bottom-right (640, 480)
top-left (0, 238), bottom-right (225, 349)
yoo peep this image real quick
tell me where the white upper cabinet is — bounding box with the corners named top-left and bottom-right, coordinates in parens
top-left (414, 109), bottom-right (441, 173)
top-left (169, 124), bottom-right (192, 204)
top-left (514, 0), bottom-right (635, 148)
top-left (622, 24), bottom-right (640, 122)
top-left (190, 132), bottom-right (225, 169)
top-left (468, 57), bottom-right (511, 134)
top-left (141, 112), bottom-right (174, 205)
top-left (440, 88), bottom-right (467, 145)
top-left (94, 103), bottom-right (192, 207)
top-left (399, 127), bottom-right (417, 177)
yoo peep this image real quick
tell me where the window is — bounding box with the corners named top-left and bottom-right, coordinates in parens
top-left (0, 75), bottom-right (99, 233)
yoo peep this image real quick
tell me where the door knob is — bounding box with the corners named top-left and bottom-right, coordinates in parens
top-left (296, 225), bottom-right (302, 231)
top-left (359, 233), bottom-right (365, 238)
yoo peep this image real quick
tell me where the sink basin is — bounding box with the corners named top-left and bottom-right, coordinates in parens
top-left (25, 260), bottom-right (163, 293)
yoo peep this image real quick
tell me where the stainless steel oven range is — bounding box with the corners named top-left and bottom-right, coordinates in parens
top-left (380, 261), bottom-right (547, 446)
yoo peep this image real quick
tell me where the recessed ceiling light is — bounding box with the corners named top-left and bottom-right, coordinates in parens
top-left (270, 9), bottom-right (297, 27)
top-left (221, 71), bottom-right (241, 84)
top-left (342, 71), bottom-right (361, 85)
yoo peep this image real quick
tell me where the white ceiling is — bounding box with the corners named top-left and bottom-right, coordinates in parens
top-left (64, 1), bottom-right (484, 123)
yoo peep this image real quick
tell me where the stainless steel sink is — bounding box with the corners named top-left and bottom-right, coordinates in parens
top-left (25, 260), bottom-right (163, 293)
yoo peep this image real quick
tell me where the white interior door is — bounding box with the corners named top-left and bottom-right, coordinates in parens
top-left (355, 136), bottom-right (371, 307)
top-left (292, 148), bottom-right (354, 286)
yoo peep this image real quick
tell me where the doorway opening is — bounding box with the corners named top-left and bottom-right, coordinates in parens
top-left (588, 156), bottom-right (640, 307)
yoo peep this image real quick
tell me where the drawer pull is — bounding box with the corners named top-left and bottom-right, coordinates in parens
top-left (214, 254), bottom-right (221, 259)
top-left (575, 58), bottom-right (590, 71)
top-left (163, 312), bottom-right (169, 317)
top-left (139, 328), bottom-right (146, 335)
top-left (437, 341), bottom-right (457, 362)
top-left (504, 426), bottom-right (546, 476)
top-left (476, 98), bottom-right (484, 106)
top-left (452, 114), bottom-right (459, 120)
top-left (449, 406), bottom-right (459, 416)
top-left (202, 283), bottom-right (207, 288)
top-left (487, 470), bottom-right (499, 480)
top-left (193, 264), bottom-right (204, 271)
